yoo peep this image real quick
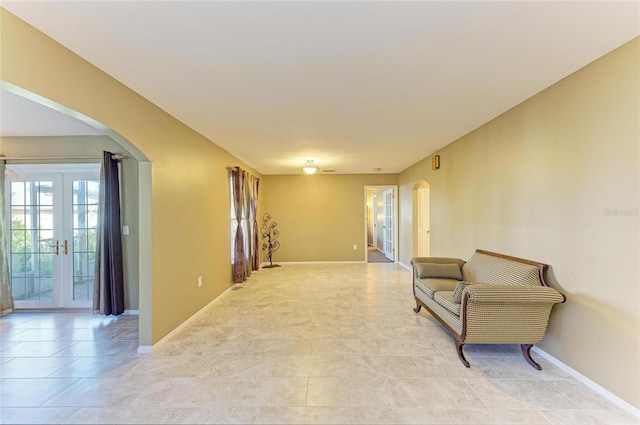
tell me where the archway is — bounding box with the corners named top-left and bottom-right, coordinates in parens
top-left (1, 83), bottom-right (153, 348)
top-left (412, 181), bottom-right (430, 257)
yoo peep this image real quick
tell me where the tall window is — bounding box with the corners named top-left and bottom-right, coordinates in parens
top-left (229, 179), bottom-right (249, 264)
top-left (229, 168), bottom-right (259, 281)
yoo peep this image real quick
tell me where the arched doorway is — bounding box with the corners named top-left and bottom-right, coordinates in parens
top-left (1, 83), bottom-right (152, 347)
top-left (412, 181), bottom-right (430, 257)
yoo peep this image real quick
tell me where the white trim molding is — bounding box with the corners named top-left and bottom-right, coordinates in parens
top-left (532, 347), bottom-right (640, 417)
top-left (398, 261), bottom-right (412, 271)
top-left (275, 261), bottom-right (366, 265)
top-left (136, 345), bottom-right (152, 354)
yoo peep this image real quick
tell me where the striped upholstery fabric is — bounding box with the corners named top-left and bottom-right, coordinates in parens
top-left (411, 257), bottom-right (466, 267)
top-left (463, 284), bottom-right (564, 343)
top-left (434, 291), bottom-right (461, 316)
top-left (415, 263), bottom-right (462, 280)
top-left (424, 295), bottom-right (464, 335)
top-left (464, 302), bottom-right (554, 344)
top-left (451, 281), bottom-right (471, 304)
top-left (462, 253), bottom-right (541, 286)
top-left (415, 278), bottom-right (459, 299)
top-left (413, 251), bottom-right (564, 353)
top-left (466, 285), bottom-right (564, 304)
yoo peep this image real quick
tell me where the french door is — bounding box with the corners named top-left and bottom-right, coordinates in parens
top-left (383, 188), bottom-right (395, 261)
top-left (6, 165), bottom-right (100, 308)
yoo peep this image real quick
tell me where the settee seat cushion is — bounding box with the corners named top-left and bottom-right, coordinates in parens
top-left (433, 291), bottom-right (460, 316)
top-left (415, 278), bottom-right (459, 299)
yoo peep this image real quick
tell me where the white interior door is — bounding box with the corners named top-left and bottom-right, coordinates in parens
top-left (383, 188), bottom-right (394, 261)
top-left (417, 187), bottom-right (431, 256)
top-left (6, 165), bottom-right (100, 308)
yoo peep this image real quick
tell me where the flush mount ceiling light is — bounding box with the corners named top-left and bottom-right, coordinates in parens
top-left (301, 159), bottom-right (319, 175)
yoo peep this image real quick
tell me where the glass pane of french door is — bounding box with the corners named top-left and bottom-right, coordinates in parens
top-left (9, 176), bottom-right (63, 307)
top-left (70, 179), bottom-right (99, 304)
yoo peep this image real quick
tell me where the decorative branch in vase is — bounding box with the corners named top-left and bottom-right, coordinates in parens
top-left (261, 213), bottom-right (281, 268)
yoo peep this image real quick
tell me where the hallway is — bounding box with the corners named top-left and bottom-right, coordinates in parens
top-left (367, 246), bottom-right (392, 263)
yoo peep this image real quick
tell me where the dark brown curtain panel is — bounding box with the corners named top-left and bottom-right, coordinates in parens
top-left (250, 176), bottom-right (260, 271)
top-left (244, 176), bottom-right (252, 279)
top-left (231, 167), bottom-right (247, 283)
top-left (93, 151), bottom-right (125, 315)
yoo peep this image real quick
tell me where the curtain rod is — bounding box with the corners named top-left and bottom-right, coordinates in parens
top-left (0, 154), bottom-right (127, 161)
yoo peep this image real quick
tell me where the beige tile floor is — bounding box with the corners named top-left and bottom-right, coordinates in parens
top-left (1, 263), bottom-right (638, 424)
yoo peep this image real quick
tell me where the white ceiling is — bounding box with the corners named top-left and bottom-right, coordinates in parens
top-left (1, 1), bottom-right (638, 174)
top-left (0, 89), bottom-right (103, 137)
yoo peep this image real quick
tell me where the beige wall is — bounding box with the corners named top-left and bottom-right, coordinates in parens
top-left (262, 175), bottom-right (397, 262)
top-left (399, 38), bottom-right (640, 408)
top-left (1, 136), bottom-right (140, 310)
top-left (1, 10), bottom-right (262, 345)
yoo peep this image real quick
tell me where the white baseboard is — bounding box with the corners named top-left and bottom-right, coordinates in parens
top-left (398, 261), bottom-right (412, 271)
top-left (274, 261), bottom-right (366, 265)
top-left (123, 309), bottom-right (139, 315)
top-left (142, 286), bottom-right (235, 354)
top-left (137, 345), bottom-right (152, 354)
top-left (532, 346), bottom-right (640, 417)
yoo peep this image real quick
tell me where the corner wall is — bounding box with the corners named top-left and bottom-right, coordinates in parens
top-left (261, 174), bottom-right (397, 262)
top-left (398, 38), bottom-right (640, 408)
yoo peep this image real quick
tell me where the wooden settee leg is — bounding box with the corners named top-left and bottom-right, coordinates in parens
top-left (413, 300), bottom-right (422, 313)
top-left (456, 340), bottom-right (470, 368)
top-left (521, 344), bottom-right (542, 370)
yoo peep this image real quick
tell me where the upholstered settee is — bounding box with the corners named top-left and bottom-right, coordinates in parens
top-left (411, 249), bottom-right (565, 369)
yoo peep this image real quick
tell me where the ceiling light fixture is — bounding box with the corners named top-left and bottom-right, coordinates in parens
top-left (301, 159), bottom-right (319, 175)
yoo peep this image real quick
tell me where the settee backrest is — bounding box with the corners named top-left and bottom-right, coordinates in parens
top-left (462, 251), bottom-right (544, 287)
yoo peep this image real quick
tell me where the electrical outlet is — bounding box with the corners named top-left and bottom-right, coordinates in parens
top-left (197, 276), bottom-right (203, 287)
top-left (353, 244), bottom-right (358, 250)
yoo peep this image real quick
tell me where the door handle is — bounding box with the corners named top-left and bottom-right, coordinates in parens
top-left (50, 240), bottom-right (59, 256)
top-left (63, 240), bottom-right (69, 255)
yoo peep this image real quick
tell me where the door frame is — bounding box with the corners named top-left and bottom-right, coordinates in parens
top-left (363, 185), bottom-right (398, 263)
top-left (371, 194), bottom-right (378, 249)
